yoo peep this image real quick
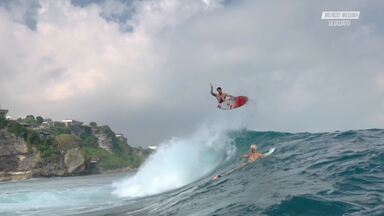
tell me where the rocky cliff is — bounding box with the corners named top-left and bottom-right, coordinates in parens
top-left (0, 130), bottom-right (36, 181)
top-left (0, 118), bottom-right (152, 182)
top-left (0, 129), bottom-right (89, 180)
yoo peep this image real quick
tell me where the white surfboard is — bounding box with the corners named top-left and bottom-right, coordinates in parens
top-left (264, 147), bottom-right (275, 156)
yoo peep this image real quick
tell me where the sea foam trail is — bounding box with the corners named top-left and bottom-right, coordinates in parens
top-left (112, 123), bottom-right (237, 197)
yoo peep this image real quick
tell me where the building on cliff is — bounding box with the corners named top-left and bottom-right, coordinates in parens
top-left (0, 109), bottom-right (8, 119)
top-left (20, 123), bottom-right (33, 128)
top-left (115, 133), bottom-right (128, 142)
top-left (42, 119), bottom-right (53, 127)
top-left (61, 119), bottom-right (83, 127)
top-left (148, 145), bottom-right (158, 150)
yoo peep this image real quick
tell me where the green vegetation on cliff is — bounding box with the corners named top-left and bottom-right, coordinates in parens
top-left (3, 120), bottom-right (59, 159)
top-left (82, 147), bottom-right (131, 170)
top-left (55, 134), bottom-right (81, 150)
top-left (0, 118), bottom-right (7, 129)
top-left (1, 116), bottom-right (152, 173)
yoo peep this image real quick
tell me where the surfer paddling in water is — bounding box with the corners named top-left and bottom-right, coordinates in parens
top-left (213, 144), bottom-right (272, 180)
top-left (243, 144), bottom-right (269, 162)
top-left (210, 84), bottom-right (234, 103)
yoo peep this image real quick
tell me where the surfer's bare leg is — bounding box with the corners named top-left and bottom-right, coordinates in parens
top-left (222, 163), bottom-right (248, 176)
top-left (230, 163), bottom-right (247, 173)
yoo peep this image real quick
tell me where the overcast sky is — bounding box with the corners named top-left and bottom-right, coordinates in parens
top-left (0, 0), bottom-right (383, 146)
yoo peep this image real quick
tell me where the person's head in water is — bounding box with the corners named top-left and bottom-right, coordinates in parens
top-left (217, 87), bottom-right (222, 94)
top-left (250, 144), bottom-right (257, 153)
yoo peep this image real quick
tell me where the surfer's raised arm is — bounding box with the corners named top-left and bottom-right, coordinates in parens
top-left (210, 83), bottom-right (216, 96)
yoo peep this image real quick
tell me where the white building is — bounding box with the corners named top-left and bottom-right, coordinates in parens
top-left (148, 145), bottom-right (157, 150)
top-left (61, 119), bottom-right (83, 127)
top-left (115, 133), bottom-right (128, 142)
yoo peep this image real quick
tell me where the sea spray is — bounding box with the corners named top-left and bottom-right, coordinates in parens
top-left (112, 123), bottom-right (237, 197)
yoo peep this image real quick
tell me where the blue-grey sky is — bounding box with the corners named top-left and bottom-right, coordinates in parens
top-left (0, 0), bottom-right (383, 146)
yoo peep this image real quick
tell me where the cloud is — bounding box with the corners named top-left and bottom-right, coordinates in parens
top-left (1, 0), bottom-right (384, 146)
top-left (376, 73), bottom-right (384, 90)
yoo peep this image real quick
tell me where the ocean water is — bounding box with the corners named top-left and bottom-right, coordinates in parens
top-left (1, 128), bottom-right (384, 216)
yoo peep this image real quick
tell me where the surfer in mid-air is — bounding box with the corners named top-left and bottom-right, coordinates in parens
top-left (213, 144), bottom-right (272, 180)
top-left (210, 84), bottom-right (234, 103)
top-left (210, 84), bottom-right (248, 110)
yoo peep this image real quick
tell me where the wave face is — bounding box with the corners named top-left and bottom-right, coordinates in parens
top-left (108, 128), bottom-right (384, 216)
top-left (112, 124), bottom-right (237, 197)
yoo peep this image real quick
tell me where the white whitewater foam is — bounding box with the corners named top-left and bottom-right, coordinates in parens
top-left (112, 123), bottom-right (236, 197)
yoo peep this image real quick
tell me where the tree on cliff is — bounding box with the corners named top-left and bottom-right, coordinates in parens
top-left (0, 118), bottom-right (7, 129)
top-left (7, 121), bottom-right (27, 139)
top-left (36, 116), bottom-right (44, 125)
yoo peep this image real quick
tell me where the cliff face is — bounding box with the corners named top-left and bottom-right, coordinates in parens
top-left (0, 129), bottom-right (87, 180)
top-left (0, 119), bottom-right (152, 182)
top-left (92, 127), bottom-right (113, 153)
top-left (0, 130), bottom-right (39, 181)
top-left (64, 148), bottom-right (85, 173)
